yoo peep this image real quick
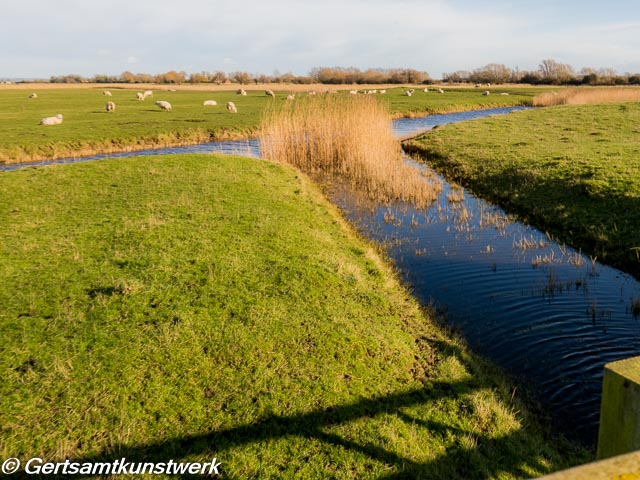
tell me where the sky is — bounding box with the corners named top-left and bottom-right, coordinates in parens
top-left (2, 0), bottom-right (640, 79)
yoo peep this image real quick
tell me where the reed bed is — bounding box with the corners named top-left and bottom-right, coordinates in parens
top-left (259, 95), bottom-right (441, 208)
top-left (533, 87), bottom-right (640, 106)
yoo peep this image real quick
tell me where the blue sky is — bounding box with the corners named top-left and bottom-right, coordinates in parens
top-left (2, 0), bottom-right (640, 79)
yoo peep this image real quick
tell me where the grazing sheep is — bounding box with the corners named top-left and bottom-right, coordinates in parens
top-left (404, 90), bottom-right (412, 97)
top-left (203, 100), bottom-right (218, 106)
top-left (106, 101), bottom-right (116, 112)
top-left (136, 92), bottom-right (145, 100)
top-left (155, 100), bottom-right (172, 111)
top-left (265, 89), bottom-right (275, 98)
top-left (438, 88), bottom-right (444, 94)
top-left (28, 93), bottom-right (38, 99)
top-left (379, 89), bottom-right (386, 94)
top-left (500, 92), bottom-right (510, 96)
top-left (367, 89), bottom-right (377, 94)
top-left (423, 88), bottom-right (429, 92)
top-left (226, 101), bottom-right (237, 113)
top-left (286, 94), bottom-right (295, 101)
top-left (349, 90), bottom-right (358, 95)
top-left (482, 90), bottom-right (490, 96)
top-left (143, 90), bottom-right (153, 98)
top-left (40, 114), bottom-right (63, 126)
top-left (308, 90), bottom-right (317, 95)
top-left (103, 90), bottom-right (112, 96)
top-left (236, 88), bottom-right (247, 96)
top-left (474, 84), bottom-right (481, 88)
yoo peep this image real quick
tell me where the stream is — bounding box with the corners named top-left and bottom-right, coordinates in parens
top-left (3, 106), bottom-right (639, 446)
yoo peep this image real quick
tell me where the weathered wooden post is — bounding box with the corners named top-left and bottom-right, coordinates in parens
top-left (597, 356), bottom-right (640, 460)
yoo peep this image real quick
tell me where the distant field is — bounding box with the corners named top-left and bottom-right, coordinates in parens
top-left (0, 154), bottom-right (587, 478)
top-left (0, 84), bottom-right (538, 164)
top-left (405, 102), bottom-right (640, 278)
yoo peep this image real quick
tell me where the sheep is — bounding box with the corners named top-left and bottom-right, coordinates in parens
top-left (482, 90), bottom-right (490, 96)
top-left (500, 92), bottom-right (510, 96)
top-left (136, 92), bottom-right (145, 100)
top-left (423, 88), bottom-right (429, 92)
top-left (236, 88), bottom-right (247, 96)
top-left (367, 89), bottom-right (377, 94)
top-left (379, 89), bottom-right (386, 94)
top-left (103, 90), bottom-right (112, 96)
top-left (404, 90), bottom-right (412, 97)
top-left (155, 100), bottom-right (172, 111)
top-left (438, 88), bottom-right (444, 94)
top-left (265, 89), bottom-right (275, 98)
top-left (28, 93), bottom-right (38, 99)
top-left (349, 90), bottom-right (358, 95)
top-left (106, 101), bottom-right (116, 112)
top-left (203, 100), bottom-right (218, 106)
top-left (143, 90), bottom-right (153, 98)
top-left (40, 114), bottom-right (63, 125)
top-left (226, 101), bottom-right (237, 113)
top-left (286, 94), bottom-right (295, 101)
top-left (308, 90), bottom-right (317, 95)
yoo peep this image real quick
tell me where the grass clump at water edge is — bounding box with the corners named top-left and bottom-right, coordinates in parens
top-left (259, 94), bottom-right (441, 208)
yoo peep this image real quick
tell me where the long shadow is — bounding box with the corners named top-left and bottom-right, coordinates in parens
top-left (21, 340), bottom-right (582, 480)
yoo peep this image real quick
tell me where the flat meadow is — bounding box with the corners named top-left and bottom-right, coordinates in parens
top-left (0, 84), bottom-right (537, 164)
top-left (0, 153), bottom-right (588, 478)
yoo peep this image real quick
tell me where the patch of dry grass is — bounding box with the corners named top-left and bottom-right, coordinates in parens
top-left (533, 87), bottom-right (640, 106)
top-left (259, 95), bottom-right (441, 208)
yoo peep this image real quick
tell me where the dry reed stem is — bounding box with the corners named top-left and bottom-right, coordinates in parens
top-left (259, 95), bottom-right (441, 208)
top-left (533, 87), bottom-right (640, 107)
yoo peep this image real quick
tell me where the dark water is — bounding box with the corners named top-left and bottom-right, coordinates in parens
top-left (3, 106), bottom-right (638, 446)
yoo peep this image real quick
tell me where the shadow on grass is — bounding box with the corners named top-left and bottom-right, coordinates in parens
top-left (24, 341), bottom-right (579, 480)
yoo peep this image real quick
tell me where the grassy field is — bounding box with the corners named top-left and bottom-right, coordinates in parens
top-left (0, 154), bottom-right (587, 478)
top-left (0, 85), bottom-right (538, 164)
top-left (404, 102), bottom-right (640, 279)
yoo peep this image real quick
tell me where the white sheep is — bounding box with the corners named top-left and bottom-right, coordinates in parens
top-left (236, 88), bottom-right (247, 96)
top-left (143, 90), bottom-right (153, 98)
top-left (203, 100), bottom-right (218, 106)
top-left (286, 94), bottom-right (295, 101)
top-left (106, 101), bottom-right (116, 112)
top-left (40, 114), bottom-right (63, 125)
top-left (500, 92), bottom-right (510, 96)
top-left (367, 89), bottom-right (377, 94)
top-left (482, 91), bottom-right (490, 96)
top-left (349, 90), bottom-right (358, 95)
top-left (423, 88), bottom-right (429, 92)
top-left (156, 100), bottom-right (172, 111)
top-left (438, 88), bottom-right (444, 94)
top-left (226, 101), bottom-right (237, 113)
top-left (265, 89), bottom-right (275, 98)
top-left (28, 93), bottom-right (38, 99)
top-left (404, 90), bottom-right (412, 97)
top-left (308, 90), bottom-right (317, 95)
top-left (103, 90), bottom-right (112, 96)
top-left (136, 92), bottom-right (145, 100)
top-left (379, 89), bottom-right (386, 94)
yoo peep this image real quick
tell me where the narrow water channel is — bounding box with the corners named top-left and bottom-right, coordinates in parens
top-left (3, 106), bottom-right (638, 446)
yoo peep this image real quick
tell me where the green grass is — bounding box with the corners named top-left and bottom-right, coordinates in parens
top-left (0, 86), bottom-right (538, 164)
top-left (404, 102), bottom-right (640, 278)
top-left (0, 154), bottom-right (587, 478)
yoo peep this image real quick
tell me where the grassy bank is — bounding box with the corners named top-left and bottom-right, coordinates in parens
top-left (0, 85), bottom-right (537, 164)
top-left (0, 154), bottom-right (587, 478)
top-left (404, 102), bottom-right (640, 278)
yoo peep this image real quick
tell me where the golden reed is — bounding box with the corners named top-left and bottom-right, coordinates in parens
top-left (533, 87), bottom-right (640, 107)
top-left (259, 95), bottom-right (440, 208)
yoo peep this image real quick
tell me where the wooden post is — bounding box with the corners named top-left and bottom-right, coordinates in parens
top-left (597, 356), bottom-right (640, 460)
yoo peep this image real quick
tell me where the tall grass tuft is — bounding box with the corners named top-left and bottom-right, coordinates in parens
top-left (259, 95), bottom-right (440, 208)
top-left (533, 87), bottom-right (640, 107)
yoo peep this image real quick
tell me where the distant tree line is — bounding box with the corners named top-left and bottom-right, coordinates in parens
top-left (443, 59), bottom-right (640, 85)
top-left (45, 60), bottom-right (639, 85)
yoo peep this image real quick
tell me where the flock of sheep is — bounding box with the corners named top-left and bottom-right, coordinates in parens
top-left (31, 86), bottom-right (504, 126)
